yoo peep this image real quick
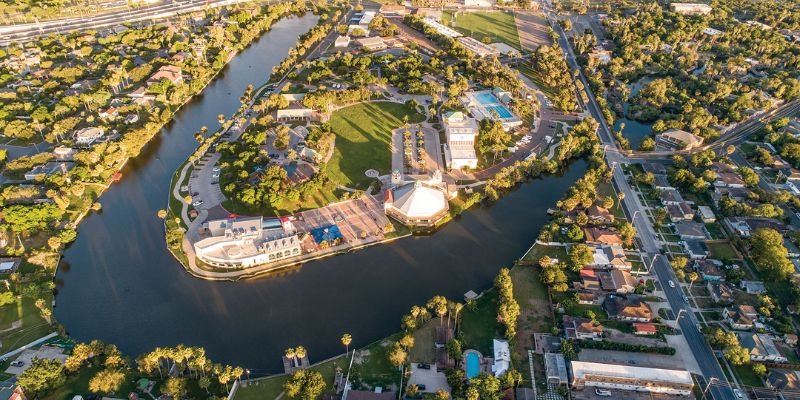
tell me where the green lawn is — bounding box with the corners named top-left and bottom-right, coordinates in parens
top-left (706, 241), bottom-right (739, 261)
top-left (42, 365), bottom-right (136, 400)
top-left (409, 319), bottom-right (438, 364)
top-left (443, 11), bottom-right (522, 50)
top-left (460, 291), bottom-right (500, 356)
top-left (236, 354), bottom-right (347, 400)
top-left (0, 297), bottom-right (55, 354)
top-left (732, 363), bottom-right (764, 388)
top-left (327, 102), bottom-right (424, 190)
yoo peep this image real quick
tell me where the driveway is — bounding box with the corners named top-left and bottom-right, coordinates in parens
top-left (5, 346), bottom-right (67, 375)
top-left (408, 364), bottom-right (450, 393)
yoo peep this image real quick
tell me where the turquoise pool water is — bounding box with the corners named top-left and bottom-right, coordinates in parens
top-left (475, 92), bottom-right (498, 105)
top-left (487, 105), bottom-right (513, 119)
top-left (465, 352), bottom-right (480, 378)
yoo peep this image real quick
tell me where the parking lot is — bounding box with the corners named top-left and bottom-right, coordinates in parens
top-left (5, 346), bottom-right (68, 375)
top-left (187, 152), bottom-right (225, 211)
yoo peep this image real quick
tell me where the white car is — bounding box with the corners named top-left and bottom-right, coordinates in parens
top-left (595, 389), bottom-right (611, 397)
top-left (212, 167), bottom-right (220, 172)
top-left (733, 388), bottom-right (743, 399)
top-left (668, 280), bottom-right (675, 288)
top-left (192, 200), bottom-right (204, 207)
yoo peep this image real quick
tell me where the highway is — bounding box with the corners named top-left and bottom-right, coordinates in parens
top-left (537, 1), bottom-right (738, 398)
top-left (0, 0), bottom-right (262, 46)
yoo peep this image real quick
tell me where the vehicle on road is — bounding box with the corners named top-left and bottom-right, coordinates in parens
top-left (193, 200), bottom-right (204, 207)
top-left (734, 388), bottom-right (743, 398)
top-left (10, 361), bottom-right (23, 367)
top-left (595, 389), bottom-right (611, 396)
top-left (668, 280), bottom-right (675, 288)
top-left (417, 363), bottom-right (430, 369)
top-left (212, 167), bottom-right (220, 172)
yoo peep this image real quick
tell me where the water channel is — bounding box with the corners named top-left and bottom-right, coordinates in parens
top-left (54, 14), bottom-right (588, 374)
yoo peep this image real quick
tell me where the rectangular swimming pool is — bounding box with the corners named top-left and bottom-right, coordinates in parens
top-left (486, 105), bottom-right (513, 119)
top-left (475, 92), bottom-right (499, 105)
top-left (465, 352), bottom-right (480, 379)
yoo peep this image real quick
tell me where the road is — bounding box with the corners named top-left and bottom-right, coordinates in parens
top-left (536, 1), bottom-right (738, 398)
top-left (0, 0), bottom-right (263, 46)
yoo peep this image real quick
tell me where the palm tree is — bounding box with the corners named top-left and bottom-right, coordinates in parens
top-left (341, 334), bottom-right (352, 355)
top-left (295, 346), bottom-right (307, 368)
top-left (285, 347), bottom-right (296, 368)
top-left (427, 296), bottom-right (448, 327)
top-left (452, 302), bottom-right (464, 332)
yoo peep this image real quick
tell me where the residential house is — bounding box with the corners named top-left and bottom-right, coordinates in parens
top-left (146, 65), bottom-right (183, 86)
top-left (586, 205), bottom-right (614, 224)
top-left (666, 203), bottom-right (694, 222)
top-left (589, 245), bottom-right (631, 270)
top-left (695, 259), bottom-right (724, 281)
top-left (683, 239), bottom-right (709, 259)
top-left (653, 175), bottom-right (673, 190)
top-left (577, 291), bottom-right (598, 305)
top-left (52, 146), bottom-right (76, 161)
top-left (741, 280), bottom-right (767, 294)
top-left (697, 206), bottom-right (716, 223)
top-left (598, 269), bottom-right (637, 293)
top-left (737, 333), bottom-right (787, 362)
top-left (633, 323), bottom-right (658, 336)
top-left (0, 258), bottom-right (21, 274)
top-left (24, 162), bottom-right (75, 181)
top-left (659, 189), bottom-right (684, 205)
top-left (583, 227), bottom-right (623, 246)
top-left (604, 295), bottom-right (652, 322)
top-left (676, 221), bottom-right (707, 240)
top-left (715, 172), bottom-right (746, 188)
top-left (73, 127), bottom-right (105, 145)
top-left (98, 106), bottom-right (119, 120)
top-left (642, 162), bottom-right (667, 176)
top-left (725, 217), bottom-right (752, 237)
top-left (724, 305), bottom-right (758, 330)
top-left (713, 187), bottom-right (752, 207)
top-left (785, 334), bottom-right (798, 346)
top-left (492, 339), bottom-right (510, 377)
top-left (707, 281), bottom-right (733, 304)
top-left (563, 315), bottom-right (603, 340)
top-left (580, 269), bottom-right (600, 291)
top-left (767, 369), bottom-right (800, 391)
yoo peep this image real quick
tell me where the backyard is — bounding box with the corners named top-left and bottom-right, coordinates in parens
top-left (0, 296), bottom-right (54, 354)
top-left (442, 11), bottom-right (522, 50)
top-left (327, 102), bottom-right (424, 190)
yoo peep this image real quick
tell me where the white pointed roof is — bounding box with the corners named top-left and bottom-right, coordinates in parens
top-left (391, 182), bottom-right (447, 218)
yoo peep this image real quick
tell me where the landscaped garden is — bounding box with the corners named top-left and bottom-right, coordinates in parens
top-left (327, 101), bottom-right (424, 190)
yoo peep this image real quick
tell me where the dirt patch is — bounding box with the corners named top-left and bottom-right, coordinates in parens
top-left (514, 11), bottom-right (552, 51)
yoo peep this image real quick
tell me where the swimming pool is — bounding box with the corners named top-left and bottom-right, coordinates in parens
top-left (475, 92), bottom-right (499, 106)
top-left (465, 351), bottom-right (480, 379)
top-left (487, 105), bottom-right (513, 119)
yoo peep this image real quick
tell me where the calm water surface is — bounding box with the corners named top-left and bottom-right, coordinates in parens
top-left (55, 14), bottom-right (587, 374)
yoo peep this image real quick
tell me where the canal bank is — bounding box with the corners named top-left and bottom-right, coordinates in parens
top-left (54, 12), bottom-right (588, 375)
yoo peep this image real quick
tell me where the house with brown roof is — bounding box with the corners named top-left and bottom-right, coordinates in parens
top-left (633, 323), bottom-right (658, 335)
top-left (724, 305), bottom-right (758, 330)
top-left (580, 269), bottom-right (600, 291)
top-left (589, 245), bottom-right (631, 270)
top-left (586, 205), bottom-right (614, 224)
top-left (597, 269), bottom-right (637, 294)
top-left (716, 172), bottom-right (746, 188)
top-left (666, 202), bottom-right (694, 222)
top-left (604, 295), bottom-right (652, 322)
top-left (563, 315), bottom-right (603, 340)
top-left (583, 227), bottom-right (623, 246)
top-left (146, 65), bottom-right (183, 86)
top-left (659, 189), bottom-right (684, 205)
top-left (577, 291), bottom-right (599, 305)
top-left (707, 281), bottom-right (733, 304)
top-left (695, 259), bottom-right (724, 281)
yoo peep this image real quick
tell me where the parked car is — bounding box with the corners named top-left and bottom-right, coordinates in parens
top-left (595, 389), bottom-right (611, 397)
top-left (193, 200), bottom-right (204, 207)
top-left (417, 363), bottom-right (430, 370)
top-left (10, 361), bottom-right (23, 367)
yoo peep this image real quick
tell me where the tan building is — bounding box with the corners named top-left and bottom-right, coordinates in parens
top-left (656, 128), bottom-right (704, 150)
top-left (570, 361), bottom-right (694, 396)
top-left (384, 181), bottom-right (449, 227)
top-left (355, 36), bottom-right (387, 52)
top-left (670, 2), bottom-right (713, 15)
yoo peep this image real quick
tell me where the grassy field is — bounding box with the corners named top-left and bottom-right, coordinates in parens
top-left (0, 297), bottom-right (54, 354)
top-left (221, 187), bottom-right (346, 217)
top-left (236, 355), bottom-right (347, 400)
top-left (42, 365), bottom-right (136, 400)
top-left (706, 241), bottom-right (739, 261)
top-left (732, 363), bottom-right (764, 388)
top-left (460, 291), bottom-right (499, 356)
top-left (328, 102), bottom-right (424, 190)
top-left (442, 11), bottom-right (522, 50)
top-left (409, 319), bottom-right (437, 364)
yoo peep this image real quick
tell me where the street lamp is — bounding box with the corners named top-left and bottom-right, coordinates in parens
top-left (702, 377), bottom-right (719, 397)
top-left (646, 253), bottom-right (663, 274)
top-left (676, 308), bottom-right (688, 321)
